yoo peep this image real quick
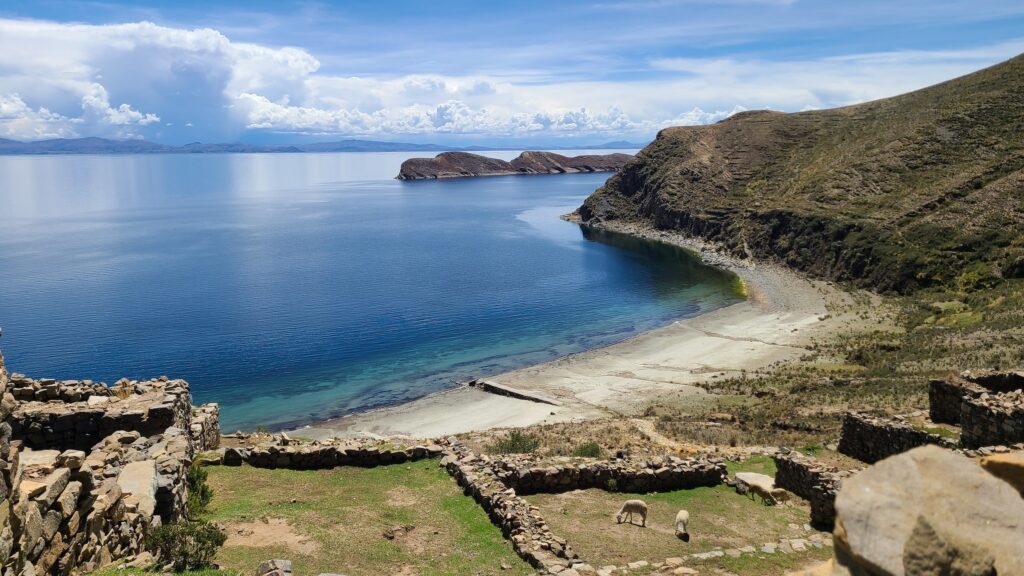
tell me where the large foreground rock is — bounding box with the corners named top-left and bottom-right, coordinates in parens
top-left (979, 450), bottom-right (1024, 496)
top-left (833, 445), bottom-right (1024, 575)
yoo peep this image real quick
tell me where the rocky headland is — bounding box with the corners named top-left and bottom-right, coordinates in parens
top-left (395, 150), bottom-right (633, 180)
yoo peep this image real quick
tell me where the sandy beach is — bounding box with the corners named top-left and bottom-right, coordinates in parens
top-left (298, 220), bottom-right (844, 441)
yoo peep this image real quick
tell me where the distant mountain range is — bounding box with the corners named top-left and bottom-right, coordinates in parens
top-left (0, 137), bottom-right (645, 155)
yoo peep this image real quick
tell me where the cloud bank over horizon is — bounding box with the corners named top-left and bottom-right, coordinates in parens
top-left (0, 1), bottom-right (1022, 145)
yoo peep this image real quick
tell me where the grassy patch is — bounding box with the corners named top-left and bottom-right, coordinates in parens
top-left (203, 461), bottom-right (532, 576)
top-left (525, 485), bottom-right (830, 574)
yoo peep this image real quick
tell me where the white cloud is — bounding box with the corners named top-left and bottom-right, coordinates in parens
top-left (0, 94), bottom-right (78, 140)
top-left (0, 17), bottom-right (1020, 142)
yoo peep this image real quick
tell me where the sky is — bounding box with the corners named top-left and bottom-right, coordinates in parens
top-left (0, 1), bottom-right (1022, 146)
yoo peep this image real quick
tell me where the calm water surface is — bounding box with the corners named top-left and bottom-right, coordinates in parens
top-left (0, 151), bottom-right (743, 430)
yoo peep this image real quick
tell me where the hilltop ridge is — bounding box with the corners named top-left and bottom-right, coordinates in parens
top-left (578, 53), bottom-right (1024, 293)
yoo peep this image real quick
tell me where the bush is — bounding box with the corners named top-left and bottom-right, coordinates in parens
top-left (571, 441), bottom-right (602, 458)
top-left (146, 521), bottom-right (226, 571)
top-left (489, 430), bottom-right (539, 454)
top-left (186, 463), bottom-right (214, 518)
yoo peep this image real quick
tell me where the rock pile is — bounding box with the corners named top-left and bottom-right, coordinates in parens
top-left (7, 374), bottom-right (110, 403)
top-left (837, 412), bottom-right (955, 464)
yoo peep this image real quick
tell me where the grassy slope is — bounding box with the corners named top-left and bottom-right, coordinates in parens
top-left (580, 54), bottom-right (1024, 293)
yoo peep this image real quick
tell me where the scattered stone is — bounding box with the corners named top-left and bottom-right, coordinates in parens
top-left (256, 559), bottom-right (293, 576)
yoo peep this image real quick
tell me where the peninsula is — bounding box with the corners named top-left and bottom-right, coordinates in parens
top-left (395, 150), bottom-right (633, 180)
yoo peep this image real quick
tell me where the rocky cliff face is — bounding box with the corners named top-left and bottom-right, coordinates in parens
top-left (579, 54), bottom-right (1024, 293)
top-left (396, 151), bottom-right (632, 180)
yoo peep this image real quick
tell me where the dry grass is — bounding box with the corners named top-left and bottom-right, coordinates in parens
top-left (524, 458), bottom-right (832, 575)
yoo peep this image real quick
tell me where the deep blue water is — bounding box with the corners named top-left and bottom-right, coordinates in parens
top-left (0, 151), bottom-right (743, 430)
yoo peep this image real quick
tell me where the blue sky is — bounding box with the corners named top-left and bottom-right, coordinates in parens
top-left (0, 0), bottom-right (1022, 145)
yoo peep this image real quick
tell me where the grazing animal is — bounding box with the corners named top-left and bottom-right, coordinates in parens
top-left (749, 484), bottom-right (779, 506)
top-left (615, 499), bottom-right (648, 526)
top-left (674, 509), bottom-right (690, 542)
top-left (770, 488), bottom-right (790, 506)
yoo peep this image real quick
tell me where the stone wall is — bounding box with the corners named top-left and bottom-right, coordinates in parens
top-left (10, 378), bottom-right (194, 452)
top-left (773, 452), bottom-right (859, 530)
top-left (442, 442), bottom-right (580, 573)
top-left (223, 439), bottom-right (444, 470)
top-left (960, 391), bottom-right (1024, 448)
top-left (837, 412), bottom-right (955, 464)
top-left (191, 404), bottom-right (221, 452)
top-left (9, 444), bottom-right (156, 575)
top-left (490, 454), bottom-right (725, 495)
top-left (929, 371), bottom-right (1024, 425)
top-left (8, 374), bottom-right (110, 404)
top-left (0, 350), bottom-right (218, 574)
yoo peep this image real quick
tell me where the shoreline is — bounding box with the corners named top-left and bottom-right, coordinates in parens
top-left (296, 218), bottom-right (846, 441)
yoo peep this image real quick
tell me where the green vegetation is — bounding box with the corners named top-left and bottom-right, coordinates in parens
top-left (582, 54), bottom-right (1024, 294)
top-left (202, 460), bottom-right (532, 576)
top-left (488, 430), bottom-right (540, 454)
top-left (145, 522), bottom-right (227, 572)
top-left (186, 462), bottom-right (214, 518)
top-left (571, 441), bottom-right (603, 458)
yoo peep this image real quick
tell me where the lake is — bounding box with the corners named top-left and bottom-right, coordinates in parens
top-left (0, 151), bottom-right (743, 430)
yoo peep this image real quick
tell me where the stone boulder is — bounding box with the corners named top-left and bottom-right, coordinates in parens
top-left (979, 451), bottom-right (1024, 497)
top-left (833, 445), bottom-right (1024, 575)
top-left (256, 559), bottom-right (293, 576)
top-left (735, 471), bottom-right (774, 492)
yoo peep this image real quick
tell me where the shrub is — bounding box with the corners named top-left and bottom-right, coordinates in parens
top-left (186, 462), bottom-right (214, 518)
top-left (571, 441), bottom-right (602, 458)
top-left (489, 430), bottom-right (539, 454)
top-left (146, 521), bottom-right (226, 571)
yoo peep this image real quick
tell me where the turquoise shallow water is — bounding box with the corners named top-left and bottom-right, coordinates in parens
top-left (0, 151), bottom-right (743, 430)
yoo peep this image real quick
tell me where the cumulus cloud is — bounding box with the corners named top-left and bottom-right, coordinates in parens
top-left (0, 17), bottom-right (1020, 142)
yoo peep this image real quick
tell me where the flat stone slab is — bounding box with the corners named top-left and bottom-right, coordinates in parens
top-left (735, 471), bottom-right (775, 491)
top-left (117, 460), bottom-right (157, 518)
top-left (20, 449), bottom-right (60, 471)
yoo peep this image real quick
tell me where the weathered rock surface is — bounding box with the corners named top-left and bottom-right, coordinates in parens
top-left (396, 151), bottom-right (632, 180)
top-left (833, 446), bottom-right (1024, 575)
top-left (979, 450), bottom-right (1024, 496)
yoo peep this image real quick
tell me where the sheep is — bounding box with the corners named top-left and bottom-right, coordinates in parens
top-left (748, 483), bottom-right (778, 506)
top-left (770, 488), bottom-right (791, 506)
top-left (674, 509), bottom-right (690, 542)
top-left (615, 499), bottom-right (648, 527)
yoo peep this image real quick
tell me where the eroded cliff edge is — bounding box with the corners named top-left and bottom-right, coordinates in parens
top-left (396, 151), bottom-right (633, 180)
top-left (578, 54), bottom-right (1024, 294)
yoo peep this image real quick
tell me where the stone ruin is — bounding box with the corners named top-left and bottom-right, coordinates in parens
top-left (835, 412), bottom-right (955, 464)
top-left (928, 370), bottom-right (1024, 448)
top-left (0, 351), bottom-right (219, 575)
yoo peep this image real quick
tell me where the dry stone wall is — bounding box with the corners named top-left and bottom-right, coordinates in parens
top-left (837, 412), bottom-right (955, 464)
top-left (490, 454), bottom-right (725, 495)
top-left (929, 371), bottom-right (1024, 425)
top-left (773, 452), bottom-right (859, 530)
top-left (191, 404), bottom-right (221, 452)
top-left (224, 439), bottom-right (445, 469)
top-left (960, 390), bottom-right (1024, 448)
top-left (0, 350), bottom-right (218, 574)
top-left (10, 378), bottom-right (194, 452)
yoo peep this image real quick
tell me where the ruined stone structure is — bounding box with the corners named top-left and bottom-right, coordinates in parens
top-left (0, 351), bottom-right (219, 575)
top-left (773, 452), bottom-right (860, 530)
top-left (837, 413), bottom-right (955, 464)
top-left (490, 454), bottom-right (724, 495)
top-left (929, 371), bottom-right (1024, 425)
top-left (960, 390), bottom-right (1024, 449)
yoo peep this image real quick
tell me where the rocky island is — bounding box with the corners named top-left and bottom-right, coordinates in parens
top-left (395, 150), bottom-right (633, 180)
